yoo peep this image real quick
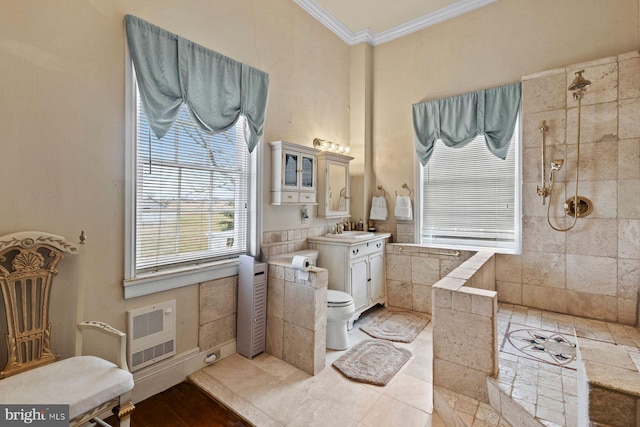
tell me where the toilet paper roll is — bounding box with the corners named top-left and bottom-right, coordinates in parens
top-left (292, 255), bottom-right (312, 280)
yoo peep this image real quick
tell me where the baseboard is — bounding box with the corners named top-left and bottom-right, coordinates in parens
top-left (132, 340), bottom-right (236, 403)
top-left (93, 340), bottom-right (236, 421)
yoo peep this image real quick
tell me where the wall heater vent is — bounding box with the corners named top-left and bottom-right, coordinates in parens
top-left (127, 300), bottom-right (176, 372)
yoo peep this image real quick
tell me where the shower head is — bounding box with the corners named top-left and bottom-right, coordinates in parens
top-left (550, 159), bottom-right (564, 171)
top-left (568, 70), bottom-right (591, 91)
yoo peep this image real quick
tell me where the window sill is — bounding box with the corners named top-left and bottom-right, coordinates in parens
top-left (420, 238), bottom-right (520, 255)
top-left (123, 259), bottom-right (240, 299)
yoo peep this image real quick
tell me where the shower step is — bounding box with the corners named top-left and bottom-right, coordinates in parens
top-left (434, 386), bottom-right (511, 427)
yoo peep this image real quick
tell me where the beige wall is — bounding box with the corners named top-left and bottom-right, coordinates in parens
top-left (0, 0), bottom-right (350, 359)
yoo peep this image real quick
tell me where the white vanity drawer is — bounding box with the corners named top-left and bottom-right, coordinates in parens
top-left (349, 239), bottom-right (385, 258)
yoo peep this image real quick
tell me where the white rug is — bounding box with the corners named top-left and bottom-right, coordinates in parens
top-left (332, 339), bottom-right (412, 386)
top-left (361, 310), bottom-right (430, 343)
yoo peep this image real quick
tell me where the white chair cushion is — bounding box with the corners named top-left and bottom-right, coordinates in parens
top-left (0, 356), bottom-right (134, 420)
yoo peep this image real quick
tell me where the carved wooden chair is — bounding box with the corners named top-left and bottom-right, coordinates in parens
top-left (0, 231), bottom-right (134, 426)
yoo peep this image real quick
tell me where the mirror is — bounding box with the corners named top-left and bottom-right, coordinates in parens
top-left (328, 162), bottom-right (348, 215)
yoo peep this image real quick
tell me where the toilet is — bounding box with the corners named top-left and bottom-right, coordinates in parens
top-left (299, 249), bottom-right (356, 350)
top-left (326, 289), bottom-right (355, 350)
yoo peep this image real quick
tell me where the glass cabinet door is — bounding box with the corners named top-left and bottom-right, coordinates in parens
top-left (284, 153), bottom-right (299, 188)
top-left (301, 155), bottom-right (315, 189)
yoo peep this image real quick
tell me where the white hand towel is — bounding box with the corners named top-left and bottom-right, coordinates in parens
top-left (338, 196), bottom-right (346, 211)
top-left (395, 196), bottom-right (413, 221)
top-left (369, 196), bottom-right (388, 220)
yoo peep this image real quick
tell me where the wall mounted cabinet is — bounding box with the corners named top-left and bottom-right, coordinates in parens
top-left (269, 141), bottom-right (320, 205)
top-left (317, 151), bottom-right (354, 218)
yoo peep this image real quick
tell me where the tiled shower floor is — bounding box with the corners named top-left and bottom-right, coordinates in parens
top-left (495, 304), bottom-right (640, 427)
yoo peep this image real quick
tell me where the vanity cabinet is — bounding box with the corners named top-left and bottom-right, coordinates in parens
top-left (308, 235), bottom-right (389, 324)
top-left (317, 151), bottom-right (354, 218)
top-left (270, 141), bottom-right (320, 205)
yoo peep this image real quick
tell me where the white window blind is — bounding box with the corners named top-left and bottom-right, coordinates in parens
top-left (135, 92), bottom-right (250, 274)
top-left (421, 118), bottom-right (520, 251)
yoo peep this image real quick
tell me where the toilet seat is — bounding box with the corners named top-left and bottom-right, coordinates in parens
top-left (327, 290), bottom-right (353, 308)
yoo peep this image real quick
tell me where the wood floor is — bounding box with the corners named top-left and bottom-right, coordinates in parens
top-left (104, 381), bottom-right (250, 427)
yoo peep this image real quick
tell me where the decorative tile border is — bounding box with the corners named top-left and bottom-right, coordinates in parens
top-left (501, 322), bottom-right (577, 369)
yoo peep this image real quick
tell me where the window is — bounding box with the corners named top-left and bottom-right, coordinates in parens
top-left (419, 117), bottom-right (521, 253)
top-left (125, 84), bottom-right (256, 296)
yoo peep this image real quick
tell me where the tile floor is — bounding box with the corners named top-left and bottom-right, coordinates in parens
top-left (189, 303), bottom-right (640, 427)
top-left (189, 306), bottom-right (445, 427)
top-left (495, 303), bottom-right (640, 427)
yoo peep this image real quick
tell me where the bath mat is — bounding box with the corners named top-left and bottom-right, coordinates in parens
top-left (332, 339), bottom-right (412, 386)
top-left (360, 310), bottom-right (430, 343)
top-left (500, 322), bottom-right (577, 369)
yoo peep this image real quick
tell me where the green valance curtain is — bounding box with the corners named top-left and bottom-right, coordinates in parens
top-left (125, 15), bottom-right (270, 152)
top-left (412, 82), bottom-right (521, 165)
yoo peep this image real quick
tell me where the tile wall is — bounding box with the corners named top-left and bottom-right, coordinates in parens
top-left (432, 251), bottom-right (498, 403)
top-left (265, 262), bottom-right (328, 375)
top-left (385, 244), bottom-right (472, 314)
top-left (499, 51), bottom-right (640, 324)
top-left (199, 276), bottom-right (238, 351)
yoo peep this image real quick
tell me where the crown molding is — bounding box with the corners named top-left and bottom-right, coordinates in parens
top-left (294, 0), bottom-right (498, 46)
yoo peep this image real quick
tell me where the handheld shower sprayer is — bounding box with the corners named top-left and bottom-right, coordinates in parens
top-left (542, 70), bottom-right (594, 232)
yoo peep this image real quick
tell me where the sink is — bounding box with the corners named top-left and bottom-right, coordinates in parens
top-left (324, 231), bottom-right (375, 239)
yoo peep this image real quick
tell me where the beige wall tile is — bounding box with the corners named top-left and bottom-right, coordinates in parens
top-left (412, 284), bottom-right (432, 313)
top-left (522, 71), bottom-right (566, 114)
top-left (566, 62), bottom-right (618, 107)
top-left (452, 291), bottom-right (471, 312)
top-left (567, 102), bottom-right (618, 145)
top-left (617, 298), bottom-right (638, 325)
top-left (433, 357), bottom-right (490, 403)
top-left (496, 254), bottom-right (522, 282)
top-left (283, 322), bottom-right (314, 375)
top-left (387, 280), bottom-right (413, 309)
top-left (566, 218), bottom-right (618, 257)
top-left (411, 255), bottom-right (440, 285)
top-left (265, 316), bottom-right (283, 358)
top-left (618, 259), bottom-right (639, 299)
top-left (619, 55), bottom-right (640, 99)
top-left (566, 254), bottom-right (617, 296)
top-left (386, 253), bottom-right (412, 281)
top-left (564, 180), bottom-right (617, 219)
top-left (200, 276), bottom-right (237, 325)
top-left (523, 109), bottom-right (566, 149)
top-left (433, 308), bottom-right (494, 373)
top-left (618, 138), bottom-right (640, 179)
top-left (284, 281), bottom-right (315, 330)
top-left (619, 219), bottom-right (640, 260)
top-left (522, 216), bottom-right (566, 253)
top-left (199, 315), bottom-right (235, 351)
top-left (618, 179), bottom-right (640, 218)
top-left (267, 277), bottom-right (284, 319)
top-left (521, 251), bottom-right (566, 288)
top-left (567, 291), bottom-right (617, 322)
top-left (522, 285), bottom-right (567, 313)
top-left (620, 98), bottom-right (640, 139)
top-left (496, 281), bottom-right (522, 305)
top-left (567, 141), bottom-right (618, 181)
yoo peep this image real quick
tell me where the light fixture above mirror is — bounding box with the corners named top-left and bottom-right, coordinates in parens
top-left (313, 138), bottom-right (350, 154)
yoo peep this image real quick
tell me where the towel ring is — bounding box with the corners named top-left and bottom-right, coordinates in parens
top-left (339, 188), bottom-right (347, 197)
top-left (396, 183), bottom-right (413, 198)
top-left (375, 185), bottom-right (386, 197)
